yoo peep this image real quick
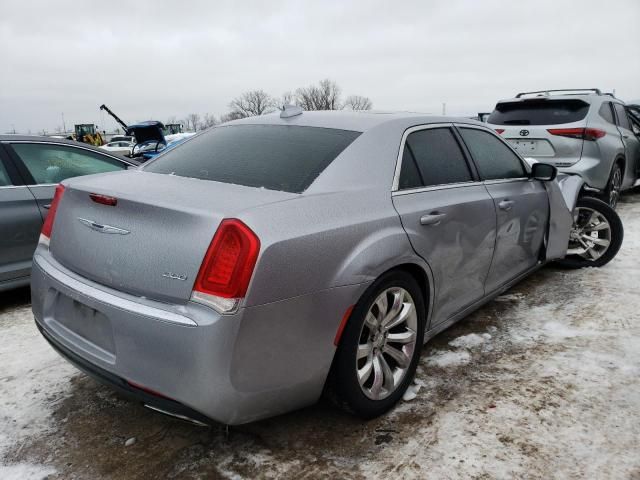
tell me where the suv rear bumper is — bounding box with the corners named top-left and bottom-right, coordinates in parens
top-left (31, 247), bottom-right (367, 425)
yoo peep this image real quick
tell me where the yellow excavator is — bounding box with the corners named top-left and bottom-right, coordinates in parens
top-left (73, 124), bottom-right (105, 146)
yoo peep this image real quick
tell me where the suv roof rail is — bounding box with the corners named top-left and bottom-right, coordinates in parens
top-left (515, 88), bottom-right (602, 98)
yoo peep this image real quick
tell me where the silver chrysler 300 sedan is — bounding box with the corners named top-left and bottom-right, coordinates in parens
top-left (31, 109), bottom-right (623, 425)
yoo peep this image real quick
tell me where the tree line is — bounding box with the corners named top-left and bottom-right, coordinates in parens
top-left (171, 79), bottom-right (372, 132)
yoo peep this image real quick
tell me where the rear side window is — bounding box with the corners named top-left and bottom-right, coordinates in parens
top-left (11, 143), bottom-right (126, 184)
top-left (145, 125), bottom-right (360, 193)
top-left (599, 102), bottom-right (615, 124)
top-left (0, 159), bottom-right (11, 186)
top-left (399, 128), bottom-right (472, 189)
top-left (459, 128), bottom-right (526, 180)
top-left (487, 100), bottom-right (589, 125)
top-left (613, 103), bottom-right (631, 130)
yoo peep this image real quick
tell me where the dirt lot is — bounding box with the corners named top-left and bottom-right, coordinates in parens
top-left (1, 192), bottom-right (639, 480)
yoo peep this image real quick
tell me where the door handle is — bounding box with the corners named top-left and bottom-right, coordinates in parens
top-left (420, 212), bottom-right (447, 226)
top-left (43, 204), bottom-right (51, 210)
top-left (498, 199), bottom-right (515, 211)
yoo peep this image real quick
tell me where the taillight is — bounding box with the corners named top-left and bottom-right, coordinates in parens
top-left (39, 184), bottom-right (65, 246)
top-left (494, 128), bottom-right (505, 135)
top-left (191, 219), bottom-right (260, 314)
top-left (547, 128), bottom-right (606, 141)
top-left (89, 193), bottom-right (117, 206)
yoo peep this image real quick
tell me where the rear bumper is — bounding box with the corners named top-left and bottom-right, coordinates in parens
top-left (31, 248), bottom-right (368, 425)
top-left (36, 321), bottom-right (212, 425)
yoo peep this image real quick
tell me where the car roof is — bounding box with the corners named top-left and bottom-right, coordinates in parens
top-left (225, 110), bottom-right (487, 132)
top-left (0, 135), bottom-right (140, 165)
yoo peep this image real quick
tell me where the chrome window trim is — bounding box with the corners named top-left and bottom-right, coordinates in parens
top-left (453, 123), bottom-right (531, 180)
top-left (391, 122), bottom-right (457, 192)
top-left (26, 183), bottom-right (57, 188)
top-left (5, 140), bottom-right (137, 166)
top-left (482, 177), bottom-right (530, 185)
top-left (0, 184), bottom-right (27, 189)
top-left (392, 180), bottom-right (483, 197)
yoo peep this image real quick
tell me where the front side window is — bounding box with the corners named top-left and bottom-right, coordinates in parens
top-left (11, 143), bottom-right (126, 184)
top-left (458, 128), bottom-right (526, 180)
top-left (613, 103), bottom-right (631, 130)
top-left (145, 125), bottom-right (361, 193)
top-left (398, 128), bottom-right (472, 189)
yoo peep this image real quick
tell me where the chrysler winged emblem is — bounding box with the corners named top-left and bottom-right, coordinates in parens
top-left (77, 217), bottom-right (130, 235)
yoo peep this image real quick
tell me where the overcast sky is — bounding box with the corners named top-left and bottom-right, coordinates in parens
top-left (1, 0), bottom-right (639, 133)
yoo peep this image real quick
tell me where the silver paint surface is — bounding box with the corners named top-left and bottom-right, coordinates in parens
top-left (32, 112), bottom-right (583, 424)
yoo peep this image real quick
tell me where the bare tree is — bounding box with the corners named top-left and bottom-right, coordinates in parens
top-left (228, 90), bottom-right (276, 118)
top-left (295, 79), bottom-right (342, 110)
top-left (186, 113), bottom-right (201, 132)
top-left (166, 115), bottom-right (178, 125)
top-left (201, 113), bottom-right (218, 129)
top-left (343, 95), bottom-right (373, 111)
top-left (220, 111), bottom-right (246, 123)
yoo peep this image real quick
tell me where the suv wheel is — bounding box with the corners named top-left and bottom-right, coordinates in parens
top-left (555, 196), bottom-right (623, 269)
top-left (330, 271), bottom-right (425, 418)
top-left (604, 163), bottom-right (623, 209)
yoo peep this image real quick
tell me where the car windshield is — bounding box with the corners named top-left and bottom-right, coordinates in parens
top-left (488, 99), bottom-right (590, 125)
top-left (144, 124), bottom-right (361, 193)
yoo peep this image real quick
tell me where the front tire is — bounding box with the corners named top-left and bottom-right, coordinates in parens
top-left (330, 271), bottom-right (425, 419)
top-left (555, 196), bottom-right (623, 269)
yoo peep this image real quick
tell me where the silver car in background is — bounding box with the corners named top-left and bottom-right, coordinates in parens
top-left (0, 136), bottom-right (139, 291)
top-left (31, 110), bottom-right (622, 425)
top-left (487, 89), bottom-right (640, 208)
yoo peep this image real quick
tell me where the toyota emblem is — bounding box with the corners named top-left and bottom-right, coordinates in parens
top-left (520, 129), bottom-right (530, 136)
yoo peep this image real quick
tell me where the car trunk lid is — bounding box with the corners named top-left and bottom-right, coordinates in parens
top-left (49, 170), bottom-right (296, 303)
top-left (496, 123), bottom-right (586, 166)
top-left (488, 98), bottom-right (590, 166)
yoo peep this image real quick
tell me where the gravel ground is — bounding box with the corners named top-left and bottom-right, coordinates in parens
top-left (1, 192), bottom-right (639, 480)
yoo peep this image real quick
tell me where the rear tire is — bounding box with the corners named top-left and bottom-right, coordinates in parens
top-left (329, 271), bottom-right (425, 419)
top-left (603, 163), bottom-right (623, 209)
top-left (555, 196), bottom-right (623, 269)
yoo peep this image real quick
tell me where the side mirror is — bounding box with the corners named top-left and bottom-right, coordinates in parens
top-left (531, 162), bottom-right (557, 181)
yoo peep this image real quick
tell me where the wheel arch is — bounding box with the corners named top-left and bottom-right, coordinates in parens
top-left (324, 260), bottom-right (434, 403)
top-left (334, 261), bottom-right (435, 349)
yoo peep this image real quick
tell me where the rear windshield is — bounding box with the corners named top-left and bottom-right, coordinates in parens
top-left (144, 124), bottom-right (360, 193)
top-left (488, 100), bottom-right (589, 126)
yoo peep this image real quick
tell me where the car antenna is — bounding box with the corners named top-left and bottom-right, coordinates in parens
top-left (280, 104), bottom-right (303, 118)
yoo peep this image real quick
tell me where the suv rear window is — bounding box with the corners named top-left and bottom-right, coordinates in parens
top-left (144, 125), bottom-right (360, 193)
top-left (487, 99), bottom-right (589, 126)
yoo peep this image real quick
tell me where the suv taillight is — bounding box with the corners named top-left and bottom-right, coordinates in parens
top-left (39, 184), bottom-right (65, 246)
top-left (191, 219), bottom-right (260, 314)
top-left (547, 128), bottom-right (606, 141)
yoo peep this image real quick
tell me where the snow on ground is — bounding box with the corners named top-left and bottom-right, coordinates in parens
top-left (0, 191), bottom-right (639, 479)
top-left (0, 299), bottom-right (77, 479)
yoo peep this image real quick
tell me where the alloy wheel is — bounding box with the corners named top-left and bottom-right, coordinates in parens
top-left (609, 167), bottom-right (622, 208)
top-left (566, 207), bottom-right (612, 261)
top-left (356, 287), bottom-right (418, 400)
